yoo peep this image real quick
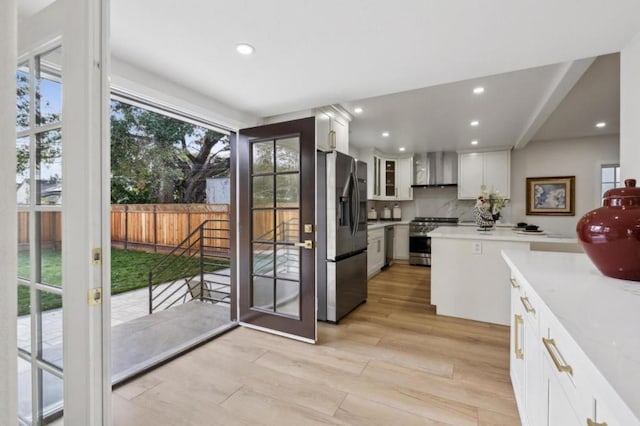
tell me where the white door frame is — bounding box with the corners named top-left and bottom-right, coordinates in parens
top-left (3, 0), bottom-right (111, 424)
top-left (0, 0), bottom-right (19, 423)
top-left (61, 0), bottom-right (111, 424)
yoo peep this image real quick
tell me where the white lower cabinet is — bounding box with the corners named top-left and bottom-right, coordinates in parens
top-left (508, 271), bottom-right (639, 426)
top-left (510, 276), bottom-right (543, 426)
top-left (367, 228), bottom-right (385, 279)
top-left (545, 357), bottom-right (583, 426)
top-left (393, 224), bottom-right (409, 260)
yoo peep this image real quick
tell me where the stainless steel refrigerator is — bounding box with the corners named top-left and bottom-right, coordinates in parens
top-left (317, 151), bottom-right (368, 323)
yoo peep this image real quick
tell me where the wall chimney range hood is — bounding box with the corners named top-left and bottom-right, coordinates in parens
top-left (411, 151), bottom-right (458, 187)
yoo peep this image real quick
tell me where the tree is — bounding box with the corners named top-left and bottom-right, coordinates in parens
top-left (110, 100), bottom-right (230, 204)
top-left (16, 69), bottom-right (63, 194)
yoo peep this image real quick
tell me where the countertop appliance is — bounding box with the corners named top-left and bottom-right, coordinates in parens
top-left (384, 225), bottom-right (394, 268)
top-left (412, 151), bottom-right (458, 187)
top-left (317, 151), bottom-right (368, 323)
top-left (392, 203), bottom-right (402, 221)
top-left (381, 206), bottom-right (391, 220)
top-left (409, 217), bottom-right (458, 266)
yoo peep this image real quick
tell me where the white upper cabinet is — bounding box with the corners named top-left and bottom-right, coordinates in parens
top-left (361, 149), bottom-right (413, 200)
top-left (316, 107), bottom-right (350, 154)
top-left (331, 116), bottom-right (348, 154)
top-left (458, 153), bottom-right (484, 199)
top-left (458, 149), bottom-right (510, 199)
top-left (316, 112), bottom-right (332, 151)
top-left (396, 157), bottom-right (413, 200)
top-left (483, 150), bottom-right (510, 196)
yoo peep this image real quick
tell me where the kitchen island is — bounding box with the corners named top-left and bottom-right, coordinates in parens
top-left (502, 249), bottom-right (640, 425)
top-left (427, 226), bottom-right (579, 325)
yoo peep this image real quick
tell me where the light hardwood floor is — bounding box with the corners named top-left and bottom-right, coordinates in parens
top-left (113, 264), bottom-right (520, 425)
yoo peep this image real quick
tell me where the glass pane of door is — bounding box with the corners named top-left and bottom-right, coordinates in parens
top-left (250, 137), bottom-right (301, 319)
top-left (16, 45), bottom-right (65, 425)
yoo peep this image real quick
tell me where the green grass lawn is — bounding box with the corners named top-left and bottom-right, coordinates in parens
top-left (17, 248), bottom-right (228, 316)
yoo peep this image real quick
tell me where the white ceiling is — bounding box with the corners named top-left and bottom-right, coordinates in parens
top-left (532, 54), bottom-right (620, 142)
top-left (18, 0), bottom-right (639, 151)
top-left (346, 54), bottom-right (620, 153)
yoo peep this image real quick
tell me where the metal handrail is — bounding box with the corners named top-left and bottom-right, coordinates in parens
top-left (149, 216), bottom-right (301, 313)
top-left (148, 219), bottom-right (231, 313)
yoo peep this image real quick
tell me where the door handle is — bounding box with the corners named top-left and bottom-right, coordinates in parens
top-left (514, 314), bottom-right (524, 359)
top-left (295, 240), bottom-right (314, 249)
top-left (520, 296), bottom-right (536, 314)
top-left (542, 338), bottom-right (573, 375)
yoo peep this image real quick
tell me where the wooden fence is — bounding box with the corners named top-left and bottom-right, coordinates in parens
top-left (17, 211), bottom-right (61, 251)
top-left (17, 204), bottom-right (232, 256)
top-left (111, 204), bottom-right (231, 255)
top-left (18, 203), bottom-right (299, 256)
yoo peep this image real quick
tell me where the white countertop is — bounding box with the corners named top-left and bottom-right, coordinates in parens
top-left (458, 221), bottom-right (515, 228)
top-left (428, 225), bottom-right (577, 244)
top-left (367, 220), bottom-right (410, 230)
top-left (502, 249), bottom-right (640, 419)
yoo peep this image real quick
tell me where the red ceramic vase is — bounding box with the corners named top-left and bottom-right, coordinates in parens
top-left (576, 179), bottom-right (640, 281)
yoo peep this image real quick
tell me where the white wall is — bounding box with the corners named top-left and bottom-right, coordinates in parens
top-left (349, 145), bottom-right (362, 161)
top-left (510, 135), bottom-right (619, 234)
top-left (0, 0), bottom-right (18, 423)
top-left (621, 32), bottom-right (640, 181)
top-left (111, 58), bottom-right (258, 131)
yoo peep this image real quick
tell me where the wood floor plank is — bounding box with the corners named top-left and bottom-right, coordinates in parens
top-left (186, 345), bottom-right (348, 417)
top-left (114, 374), bottom-right (162, 400)
top-left (254, 349), bottom-right (479, 425)
top-left (362, 360), bottom-right (518, 418)
top-left (334, 394), bottom-right (444, 426)
top-left (220, 387), bottom-right (349, 426)
top-left (113, 263), bottom-right (520, 425)
top-left (477, 407), bottom-right (522, 426)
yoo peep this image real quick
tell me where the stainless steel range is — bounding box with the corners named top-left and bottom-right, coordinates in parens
top-left (409, 217), bottom-right (458, 266)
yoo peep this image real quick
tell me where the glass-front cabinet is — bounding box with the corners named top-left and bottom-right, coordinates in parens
top-left (362, 149), bottom-right (413, 201)
top-left (384, 159), bottom-right (396, 197)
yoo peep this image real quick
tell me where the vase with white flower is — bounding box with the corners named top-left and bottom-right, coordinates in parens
top-left (481, 186), bottom-right (508, 221)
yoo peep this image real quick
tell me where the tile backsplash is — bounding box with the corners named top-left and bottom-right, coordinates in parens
top-left (412, 187), bottom-right (475, 220)
top-left (368, 186), bottom-right (512, 222)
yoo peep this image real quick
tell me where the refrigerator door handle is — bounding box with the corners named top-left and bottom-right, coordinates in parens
top-left (353, 170), bottom-right (360, 236)
top-left (350, 173), bottom-right (356, 235)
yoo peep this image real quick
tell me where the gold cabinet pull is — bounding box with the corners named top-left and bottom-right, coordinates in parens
top-left (587, 419), bottom-right (608, 426)
top-left (510, 277), bottom-right (520, 289)
top-left (542, 338), bottom-right (573, 375)
top-left (520, 296), bottom-right (536, 314)
top-left (514, 314), bottom-right (524, 359)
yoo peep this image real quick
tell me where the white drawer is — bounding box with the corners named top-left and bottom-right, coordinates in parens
top-left (540, 309), bottom-right (593, 420)
top-left (510, 274), bottom-right (540, 333)
top-left (368, 228), bottom-right (384, 240)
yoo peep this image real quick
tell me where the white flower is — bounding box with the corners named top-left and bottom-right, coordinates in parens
top-left (479, 189), bottom-right (508, 214)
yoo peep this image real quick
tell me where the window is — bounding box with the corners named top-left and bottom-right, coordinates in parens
top-left (601, 164), bottom-right (621, 198)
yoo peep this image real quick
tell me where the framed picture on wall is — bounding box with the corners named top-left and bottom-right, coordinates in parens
top-left (526, 176), bottom-right (575, 216)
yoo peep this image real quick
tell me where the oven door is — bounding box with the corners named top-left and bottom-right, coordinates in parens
top-left (409, 235), bottom-right (431, 266)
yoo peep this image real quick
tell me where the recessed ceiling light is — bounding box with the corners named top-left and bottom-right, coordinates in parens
top-left (382, 132), bottom-right (390, 137)
top-left (470, 120), bottom-right (479, 126)
top-left (236, 43), bottom-right (255, 55)
top-left (473, 87), bottom-right (485, 94)
top-left (596, 122), bottom-right (606, 128)
top-left (471, 140), bottom-right (479, 145)
top-left (399, 147), bottom-right (405, 152)
top-left (354, 107), bottom-right (363, 114)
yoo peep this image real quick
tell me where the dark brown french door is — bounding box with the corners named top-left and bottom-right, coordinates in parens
top-left (236, 117), bottom-right (316, 342)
